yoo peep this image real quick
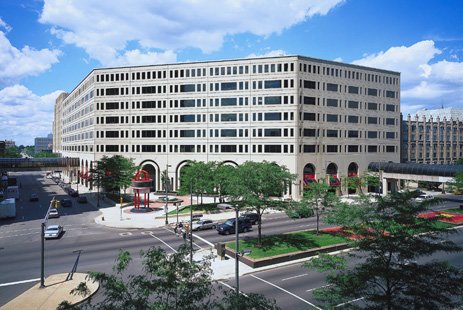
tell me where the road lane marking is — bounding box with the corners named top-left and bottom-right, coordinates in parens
top-left (119, 232), bottom-right (133, 236)
top-left (149, 233), bottom-right (178, 253)
top-left (218, 281), bottom-right (249, 297)
top-left (0, 278), bottom-right (40, 287)
top-left (335, 297), bottom-right (364, 307)
top-left (162, 227), bottom-right (209, 249)
top-left (306, 284), bottom-right (331, 292)
top-left (250, 274), bottom-right (322, 310)
top-left (281, 273), bottom-right (308, 281)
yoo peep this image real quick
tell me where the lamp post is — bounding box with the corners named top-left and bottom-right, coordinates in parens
top-left (41, 197), bottom-right (56, 288)
top-left (190, 180), bottom-right (193, 263)
top-left (165, 164), bottom-right (171, 225)
top-left (235, 205), bottom-right (240, 306)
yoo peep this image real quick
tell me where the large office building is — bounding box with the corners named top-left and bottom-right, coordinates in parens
top-left (53, 55), bottom-right (400, 198)
top-left (34, 134), bottom-right (53, 153)
top-left (402, 108), bottom-right (463, 164)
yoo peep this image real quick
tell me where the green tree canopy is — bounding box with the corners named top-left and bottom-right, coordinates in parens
top-left (1, 146), bottom-right (21, 158)
top-left (95, 155), bottom-right (137, 193)
top-left (306, 192), bottom-right (463, 309)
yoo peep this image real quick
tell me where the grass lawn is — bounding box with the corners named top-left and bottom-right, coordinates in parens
top-left (168, 203), bottom-right (220, 215)
top-left (225, 230), bottom-right (349, 259)
top-left (442, 208), bottom-right (463, 214)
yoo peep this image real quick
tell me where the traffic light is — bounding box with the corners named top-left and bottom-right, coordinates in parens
top-left (55, 200), bottom-right (59, 208)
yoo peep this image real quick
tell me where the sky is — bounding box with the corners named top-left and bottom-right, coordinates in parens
top-left (0, 0), bottom-right (462, 146)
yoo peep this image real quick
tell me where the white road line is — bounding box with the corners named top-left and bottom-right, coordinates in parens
top-left (0, 278), bottom-right (40, 287)
top-left (335, 297), bottom-right (364, 307)
top-left (306, 284), bottom-right (331, 292)
top-left (281, 273), bottom-right (308, 281)
top-left (250, 274), bottom-right (322, 310)
top-left (192, 233), bottom-right (214, 247)
top-left (149, 233), bottom-right (178, 253)
top-left (218, 281), bottom-right (249, 297)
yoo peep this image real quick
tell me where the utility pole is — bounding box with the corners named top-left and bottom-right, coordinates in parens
top-left (190, 180), bottom-right (193, 263)
top-left (41, 197), bottom-right (56, 288)
top-left (165, 164), bottom-right (171, 225)
top-left (235, 205), bottom-right (240, 308)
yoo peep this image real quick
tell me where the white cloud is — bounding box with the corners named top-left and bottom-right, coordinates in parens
top-left (39, 0), bottom-right (344, 66)
top-left (247, 49), bottom-right (287, 58)
top-left (0, 85), bottom-right (62, 145)
top-left (352, 40), bottom-right (463, 113)
top-left (109, 49), bottom-right (177, 67)
top-left (0, 31), bottom-right (61, 85)
top-left (0, 18), bottom-right (12, 32)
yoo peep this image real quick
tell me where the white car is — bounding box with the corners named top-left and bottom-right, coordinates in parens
top-left (191, 219), bottom-right (218, 231)
top-left (44, 224), bottom-right (63, 239)
top-left (48, 208), bottom-right (59, 218)
top-left (415, 194), bottom-right (433, 202)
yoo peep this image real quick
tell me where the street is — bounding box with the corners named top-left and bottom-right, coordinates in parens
top-left (1, 171), bottom-right (462, 309)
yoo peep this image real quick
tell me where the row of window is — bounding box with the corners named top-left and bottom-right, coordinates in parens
top-left (302, 113), bottom-right (396, 125)
top-left (302, 144), bottom-right (396, 153)
top-left (302, 129), bottom-right (396, 139)
top-left (304, 97), bottom-right (397, 111)
top-left (302, 80), bottom-right (397, 98)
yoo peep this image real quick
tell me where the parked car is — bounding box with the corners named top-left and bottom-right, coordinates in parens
top-left (44, 224), bottom-right (63, 239)
top-left (217, 203), bottom-right (233, 210)
top-left (411, 189), bottom-right (426, 198)
top-left (415, 194), bottom-right (433, 202)
top-left (29, 193), bottom-right (39, 202)
top-left (60, 199), bottom-right (72, 208)
top-left (68, 189), bottom-right (79, 197)
top-left (48, 208), bottom-right (59, 218)
top-left (192, 219), bottom-right (218, 231)
top-left (77, 196), bottom-right (88, 203)
top-left (240, 212), bottom-right (259, 225)
top-left (216, 218), bottom-right (252, 235)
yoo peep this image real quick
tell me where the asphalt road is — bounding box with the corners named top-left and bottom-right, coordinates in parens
top-left (1, 171), bottom-right (462, 309)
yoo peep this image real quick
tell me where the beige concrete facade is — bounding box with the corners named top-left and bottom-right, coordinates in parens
top-left (53, 56), bottom-right (400, 199)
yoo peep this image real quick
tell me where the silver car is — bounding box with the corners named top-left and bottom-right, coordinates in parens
top-left (48, 208), bottom-right (59, 218)
top-left (44, 224), bottom-right (63, 239)
top-left (191, 219), bottom-right (218, 231)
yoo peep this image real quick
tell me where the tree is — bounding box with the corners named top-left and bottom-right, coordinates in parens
top-left (362, 171), bottom-right (381, 193)
top-left (455, 158), bottom-right (463, 165)
top-left (34, 151), bottom-right (59, 158)
top-left (161, 168), bottom-right (171, 192)
top-left (178, 161), bottom-right (216, 203)
top-left (1, 146), bottom-right (21, 158)
top-left (213, 164), bottom-right (237, 203)
top-left (287, 181), bottom-right (339, 234)
top-left (97, 155), bottom-right (137, 194)
top-left (306, 192), bottom-right (463, 309)
top-left (59, 245), bottom-right (279, 310)
top-left (449, 171), bottom-right (463, 195)
top-left (229, 161), bottom-right (295, 246)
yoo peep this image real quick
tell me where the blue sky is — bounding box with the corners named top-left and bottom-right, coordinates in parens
top-left (0, 0), bottom-right (462, 145)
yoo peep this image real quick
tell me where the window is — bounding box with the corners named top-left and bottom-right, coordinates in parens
top-left (105, 88), bottom-right (119, 96)
top-left (264, 128), bottom-right (281, 137)
top-left (304, 145), bottom-right (316, 153)
top-left (221, 114), bottom-right (237, 122)
top-left (105, 131), bottom-right (119, 138)
top-left (386, 104), bottom-right (395, 112)
top-left (221, 129), bottom-right (237, 137)
top-left (303, 113), bottom-right (316, 121)
top-left (180, 115), bottom-right (195, 122)
top-left (348, 101), bottom-right (359, 109)
top-left (326, 130), bottom-right (338, 137)
top-left (264, 80), bottom-right (281, 89)
top-left (222, 98), bottom-right (237, 106)
top-left (221, 145), bottom-right (237, 153)
top-left (142, 145), bottom-right (156, 152)
top-left (368, 117), bottom-right (378, 124)
top-left (303, 128), bottom-right (316, 137)
top-left (386, 132), bottom-right (395, 139)
top-left (106, 145), bottom-right (119, 152)
top-left (303, 96), bottom-right (316, 105)
top-left (326, 114), bottom-right (338, 122)
top-left (368, 131), bottom-right (378, 138)
top-left (348, 130), bottom-right (359, 138)
top-left (106, 102), bottom-right (119, 109)
top-left (180, 145), bottom-right (195, 152)
top-left (180, 99), bottom-right (195, 108)
top-left (367, 102), bottom-right (378, 110)
top-left (304, 80), bottom-right (316, 89)
top-left (105, 116), bottom-right (119, 124)
top-left (142, 101), bottom-right (156, 109)
top-left (180, 84), bottom-right (195, 93)
top-left (367, 88), bottom-right (378, 96)
top-left (265, 113), bottom-right (281, 121)
top-left (386, 90), bottom-right (395, 98)
top-left (141, 116), bottom-right (156, 123)
top-left (180, 130), bottom-right (195, 137)
top-left (221, 82), bottom-right (237, 91)
top-left (326, 99), bottom-right (338, 107)
top-left (142, 130), bottom-right (156, 138)
top-left (386, 146), bottom-right (395, 152)
top-left (326, 83), bottom-right (338, 92)
top-left (368, 145), bottom-right (378, 152)
top-left (386, 118), bottom-right (395, 125)
top-left (264, 96), bottom-right (281, 105)
top-left (327, 145), bottom-right (338, 153)
top-left (347, 115), bottom-right (359, 123)
top-left (264, 145), bottom-right (281, 153)
top-left (348, 145), bottom-right (359, 152)
top-left (348, 86), bottom-right (359, 94)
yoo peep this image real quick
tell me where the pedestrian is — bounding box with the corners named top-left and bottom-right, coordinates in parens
top-left (174, 224), bottom-right (178, 235)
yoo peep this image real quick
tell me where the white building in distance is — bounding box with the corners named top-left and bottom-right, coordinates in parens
top-left (53, 55), bottom-right (400, 198)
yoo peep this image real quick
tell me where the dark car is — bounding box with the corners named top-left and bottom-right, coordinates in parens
top-left (60, 199), bottom-right (72, 208)
top-left (240, 212), bottom-right (259, 225)
top-left (68, 189), bottom-right (79, 197)
top-left (216, 218), bottom-right (252, 235)
top-left (77, 196), bottom-right (88, 203)
top-left (29, 193), bottom-right (39, 202)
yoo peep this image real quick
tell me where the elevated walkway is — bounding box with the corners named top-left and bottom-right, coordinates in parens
top-left (0, 158), bottom-right (79, 171)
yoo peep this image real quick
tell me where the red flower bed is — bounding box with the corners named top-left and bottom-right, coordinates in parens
top-left (418, 211), bottom-right (463, 225)
top-left (321, 227), bottom-right (370, 240)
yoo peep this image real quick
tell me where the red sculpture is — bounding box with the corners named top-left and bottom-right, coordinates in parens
top-left (131, 170), bottom-right (153, 209)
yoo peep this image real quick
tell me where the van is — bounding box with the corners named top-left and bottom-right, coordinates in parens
top-left (6, 186), bottom-right (19, 200)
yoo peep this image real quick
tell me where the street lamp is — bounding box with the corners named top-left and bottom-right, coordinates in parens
top-left (190, 180), bottom-right (193, 263)
top-left (235, 204), bottom-right (240, 304)
top-left (165, 164), bottom-right (171, 225)
top-left (41, 197), bottom-right (57, 288)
